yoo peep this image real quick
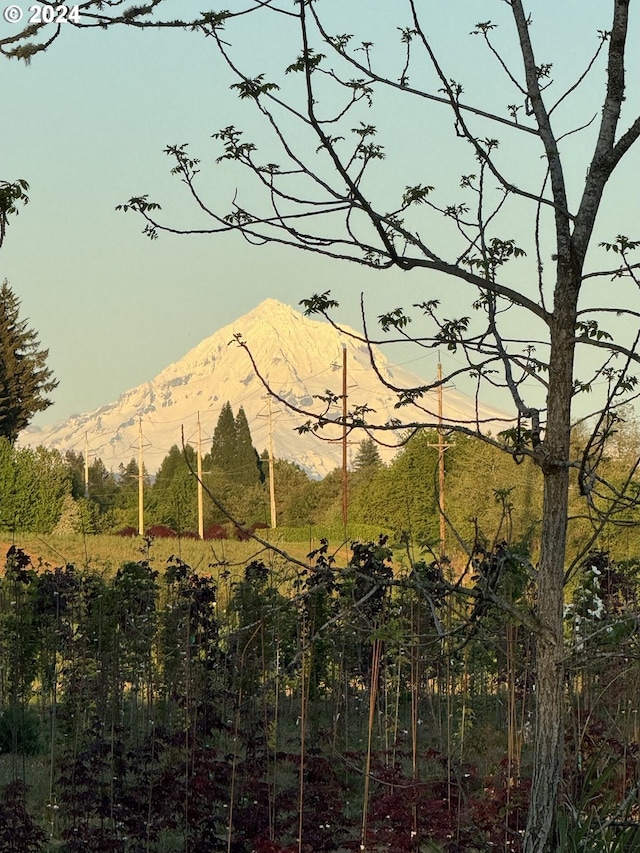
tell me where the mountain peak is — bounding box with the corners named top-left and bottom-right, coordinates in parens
top-left (21, 300), bottom-right (511, 477)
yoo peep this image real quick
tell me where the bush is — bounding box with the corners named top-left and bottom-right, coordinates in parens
top-left (203, 524), bottom-right (228, 540)
top-left (0, 707), bottom-right (41, 755)
top-left (145, 524), bottom-right (177, 538)
top-left (0, 781), bottom-right (47, 852)
top-left (115, 526), bottom-right (138, 537)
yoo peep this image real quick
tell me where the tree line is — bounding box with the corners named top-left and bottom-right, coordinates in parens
top-left (2, 398), bottom-right (640, 566)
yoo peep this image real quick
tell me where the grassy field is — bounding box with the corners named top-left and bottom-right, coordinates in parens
top-left (0, 529), bottom-right (361, 580)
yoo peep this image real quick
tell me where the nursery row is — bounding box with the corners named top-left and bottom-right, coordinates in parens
top-left (1, 540), bottom-right (640, 851)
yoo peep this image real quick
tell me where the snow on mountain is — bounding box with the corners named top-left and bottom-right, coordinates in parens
top-left (21, 299), bottom-right (512, 478)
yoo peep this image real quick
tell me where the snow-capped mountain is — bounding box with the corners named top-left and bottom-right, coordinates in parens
top-left (21, 299), bottom-right (512, 478)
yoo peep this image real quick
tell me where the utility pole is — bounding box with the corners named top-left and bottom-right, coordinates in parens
top-left (268, 397), bottom-right (277, 528)
top-left (138, 418), bottom-right (144, 536)
top-left (84, 432), bottom-right (89, 499)
top-left (342, 343), bottom-right (348, 530)
top-left (427, 361), bottom-right (450, 557)
top-left (197, 413), bottom-right (204, 539)
top-left (437, 362), bottom-right (446, 557)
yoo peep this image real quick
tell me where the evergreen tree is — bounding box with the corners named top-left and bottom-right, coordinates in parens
top-left (64, 449), bottom-right (86, 499)
top-left (86, 457), bottom-right (119, 514)
top-left (0, 280), bottom-right (58, 444)
top-left (351, 431), bottom-right (439, 544)
top-left (353, 438), bottom-right (383, 473)
top-left (208, 401), bottom-right (237, 473)
top-left (234, 406), bottom-right (263, 485)
top-left (152, 444), bottom-right (198, 532)
top-left (208, 402), bottom-right (262, 485)
top-left (110, 458), bottom-right (146, 527)
top-left (270, 459), bottom-right (317, 526)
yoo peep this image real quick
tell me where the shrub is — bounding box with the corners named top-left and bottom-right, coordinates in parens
top-left (0, 707), bottom-right (41, 755)
top-left (115, 526), bottom-right (138, 537)
top-left (0, 781), bottom-right (47, 852)
top-left (203, 524), bottom-right (228, 540)
top-left (145, 524), bottom-right (177, 538)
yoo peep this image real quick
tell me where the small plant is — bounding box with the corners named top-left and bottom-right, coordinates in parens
top-left (0, 781), bottom-right (47, 853)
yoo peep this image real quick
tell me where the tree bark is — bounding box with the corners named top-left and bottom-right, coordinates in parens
top-left (524, 273), bottom-right (578, 852)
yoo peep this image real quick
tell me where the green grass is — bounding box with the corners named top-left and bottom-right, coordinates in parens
top-left (1, 525), bottom-right (392, 579)
top-left (1, 534), bottom-right (306, 572)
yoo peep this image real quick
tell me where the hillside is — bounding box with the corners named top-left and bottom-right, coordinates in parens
top-left (21, 299), bottom-right (511, 477)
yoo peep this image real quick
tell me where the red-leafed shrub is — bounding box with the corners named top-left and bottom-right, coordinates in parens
top-left (115, 526), bottom-right (138, 537)
top-left (145, 524), bottom-right (177, 539)
top-left (203, 524), bottom-right (228, 540)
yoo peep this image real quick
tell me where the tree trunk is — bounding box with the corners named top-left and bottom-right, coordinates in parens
top-left (524, 276), bottom-right (578, 853)
top-left (524, 472), bottom-right (567, 852)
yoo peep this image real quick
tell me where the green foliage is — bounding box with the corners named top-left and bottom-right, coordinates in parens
top-left (230, 73), bottom-right (280, 99)
top-left (209, 400), bottom-right (236, 471)
top-left (0, 535), bottom-right (639, 849)
top-left (86, 456), bottom-right (119, 512)
top-left (0, 180), bottom-right (29, 251)
top-left (0, 281), bottom-right (57, 444)
top-left (298, 540), bottom-right (341, 697)
top-left (0, 707), bottom-right (41, 755)
top-left (558, 750), bottom-right (640, 852)
top-left (151, 444), bottom-right (198, 532)
top-left (347, 535), bottom-right (394, 625)
top-left (446, 434), bottom-right (542, 551)
top-left (234, 405), bottom-right (264, 485)
top-left (113, 560), bottom-right (159, 684)
top-left (271, 522), bottom-right (391, 542)
top-left (110, 457), bottom-right (146, 528)
top-left (228, 558), bottom-right (296, 695)
top-left (160, 557), bottom-right (224, 729)
top-left (0, 439), bottom-right (71, 533)
top-left (352, 437), bottom-right (383, 472)
top-left (53, 494), bottom-right (105, 534)
top-left (206, 401), bottom-right (262, 486)
top-left (350, 430), bottom-right (439, 545)
top-left (0, 548), bottom-right (40, 706)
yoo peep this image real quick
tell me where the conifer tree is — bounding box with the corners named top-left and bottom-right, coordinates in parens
top-left (209, 401), bottom-right (237, 473)
top-left (234, 406), bottom-right (263, 485)
top-left (152, 444), bottom-right (198, 531)
top-left (353, 439), bottom-right (383, 473)
top-left (208, 402), bottom-right (262, 485)
top-left (0, 280), bottom-right (57, 444)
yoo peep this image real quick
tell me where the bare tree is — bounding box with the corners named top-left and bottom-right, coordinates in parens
top-left (7, 2), bottom-right (640, 850)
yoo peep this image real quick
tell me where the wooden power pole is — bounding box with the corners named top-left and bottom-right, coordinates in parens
top-left (138, 419), bottom-right (145, 536)
top-left (197, 413), bottom-right (204, 539)
top-left (84, 432), bottom-right (90, 499)
top-left (437, 362), bottom-right (446, 557)
top-left (268, 397), bottom-right (277, 529)
top-left (342, 343), bottom-right (348, 530)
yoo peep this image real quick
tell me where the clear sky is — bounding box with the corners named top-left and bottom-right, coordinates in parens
top-left (1, 1), bottom-right (638, 431)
